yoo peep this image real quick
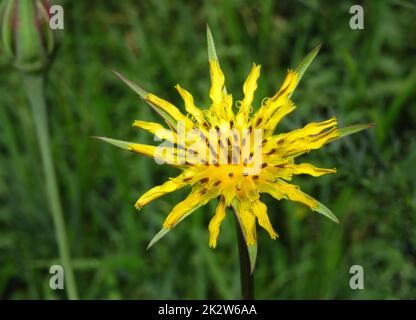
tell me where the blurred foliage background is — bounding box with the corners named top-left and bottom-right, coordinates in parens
top-left (0, 0), bottom-right (415, 299)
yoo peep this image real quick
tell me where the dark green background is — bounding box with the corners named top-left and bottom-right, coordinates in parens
top-left (1, 0), bottom-right (415, 299)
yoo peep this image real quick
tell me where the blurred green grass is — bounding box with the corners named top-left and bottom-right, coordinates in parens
top-left (0, 0), bottom-right (415, 299)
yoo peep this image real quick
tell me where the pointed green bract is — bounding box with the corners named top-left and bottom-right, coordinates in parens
top-left (290, 44), bottom-right (321, 97)
top-left (113, 71), bottom-right (177, 128)
top-left (146, 228), bottom-right (170, 250)
top-left (113, 71), bottom-right (148, 98)
top-left (248, 244), bottom-right (258, 275)
top-left (339, 123), bottom-right (375, 139)
top-left (147, 205), bottom-right (202, 250)
top-left (314, 202), bottom-right (340, 224)
top-left (93, 136), bottom-right (136, 151)
top-left (206, 25), bottom-right (219, 63)
top-left (206, 25), bottom-right (227, 95)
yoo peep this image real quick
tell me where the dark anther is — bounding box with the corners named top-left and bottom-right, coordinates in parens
top-left (274, 164), bottom-right (285, 168)
top-left (219, 139), bottom-right (225, 149)
top-left (200, 177), bottom-right (209, 184)
top-left (228, 173), bottom-right (234, 177)
top-left (188, 148), bottom-right (198, 155)
top-left (213, 181), bottom-right (221, 186)
top-left (261, 163), bottom-right (268, 168)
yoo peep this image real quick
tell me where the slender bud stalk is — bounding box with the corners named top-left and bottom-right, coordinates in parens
top-left (1, 0), bottom-right (78, 299)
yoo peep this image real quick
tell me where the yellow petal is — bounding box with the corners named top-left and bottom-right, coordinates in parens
top-left (252, 70), bottom-right (298, 125)
top-left (132, 120), bottom-right (176, 142)
top-left (252, 200), bottom-right (278, 239)
top-left (237, 200), bottom-right (257, 246)
top-left (285, 117), bottom-right (338, 141)
top-left (135, 174), bottom-right (190, 210)
top-left (129, 143), bottom-right (186, 166)
top-left (221, 181), bottom-right (236, 206)
top-left (175, 85), bottom-right (205, 124)
top-left (291, 163), bottom-right (336, 177)
top-left (270, 70), bottom-right (298, 102)
top-left (208, 196), bottom-right (227, 248)
top-left (277, 180), bottom-right (318, 209)
top-left (264, 101), bottom-right (296, 134)
top-left (209, 60), bottom-right (225, 106)
top-left (223, 93), bottom-right (234, 121)
top-left (283, 127), bottom-right (340, 158)
top-left (257, 180), bottom-right (286, 200)
top-left (272, 118), bottom-right (340, 158)
top-left (163, 185), bottom-right (220, 229)
top-left (127, 143), bottom-right (156, 158)
top-left (241, 63), bottom-right (261, 112)
top-left (146, 93), bottom-right (188, 123)
top-left (132, 120), bottom-right (164, 133)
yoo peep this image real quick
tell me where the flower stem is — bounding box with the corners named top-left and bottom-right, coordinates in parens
top-left (232, 207), bottom-right (254, 300)
top-left (22, 74), bottom-right (79, 300)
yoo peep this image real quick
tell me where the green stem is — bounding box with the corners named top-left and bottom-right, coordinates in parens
top-left (22, 74), bottom-right (79, 300)
top-left (232, 206), bottom-right (254, 300)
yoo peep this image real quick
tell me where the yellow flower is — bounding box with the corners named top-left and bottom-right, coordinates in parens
top-left (98, 28), bottom-right (372, 249)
